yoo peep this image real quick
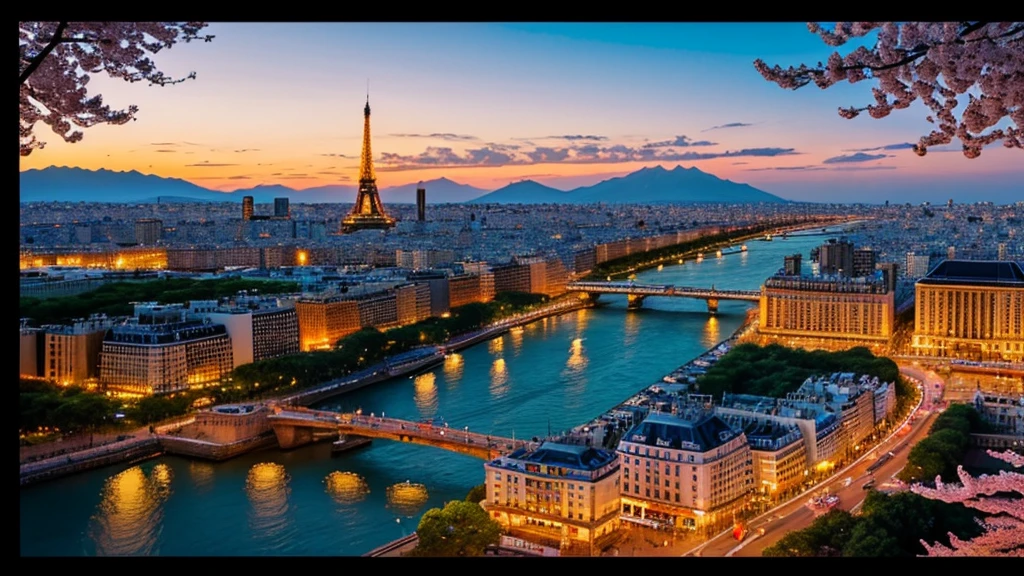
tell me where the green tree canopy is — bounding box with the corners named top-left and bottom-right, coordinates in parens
top-left (411, 500), bottom-right (502, 557)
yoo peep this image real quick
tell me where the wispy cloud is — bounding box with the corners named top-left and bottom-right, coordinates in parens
top-left (389, 133), bottom-right (479, 141)
top-left (275, 175), bottom-right (311, 179)
top-left (154, 149), bottom-right (176, 153)
top-left (234, 148), bottom-right (260, 153)
top-left (149, 141), bottom-right (203, 147)
top-left (320, 153), bottom-right (356, 158)
top-left (642, 135), bottom-right (717, 148)
top-left (830, 165), bottom-right (898, 171)
top-left (185, 162), bottom-right (239, 167)
top-left (317, 171), bottom-right (350, 178)
top-left (378, 144), bottom-right (799, 171)
top-left (703, 122), bottom-right (754, 132)
top-left (227, 175), bottom-right (251, 179)
top-left (844, 142), bottom-right (915, 152)
top-left (745, 165), bottom-right (827, 172)
top-left (513, 135), bottom-right (608, 142)
top-left (732, 161), bottom-right (749, 165)
top-left (822, 152), bottom-right (890, 164)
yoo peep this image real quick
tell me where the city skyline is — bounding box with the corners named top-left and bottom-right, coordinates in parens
top-left (18, 23), bottom-right (1024, 204)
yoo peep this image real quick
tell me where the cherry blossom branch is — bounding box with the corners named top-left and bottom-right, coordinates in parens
top-left (19, 21), bottom-right (67, 85)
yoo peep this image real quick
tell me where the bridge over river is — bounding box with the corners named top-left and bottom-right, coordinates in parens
top-left (266, 405), bottom-right (538, 460)
top-left (566, 280), bottom-right (760, 313)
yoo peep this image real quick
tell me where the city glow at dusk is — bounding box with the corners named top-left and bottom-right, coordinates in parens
top-left (18, 23), bottom-right (1023, 203)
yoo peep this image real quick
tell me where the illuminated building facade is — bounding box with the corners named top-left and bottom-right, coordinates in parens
top-left (972, 390), bottom-right (1023, 434)
top-left (448, 273), bottom-right (484, 309)
top-left (715, 405), bottom-right (807, 497)
top-left (99, 305), bottom-right (233, 395)
top-left (913, 260), bottom-right (1024, 362)
top-left (20, 323), bottom-right (41, 378)
top-left (41, 314), bottom-right (119, 386)
top-left (759, 274), bottom-right (895, 345)
top-left (483, 442), bottom-right (621, 552)
top-left (294, 296), bottom-right (361, 351)
top-left (616, 408), bottom-right (753, 530)
top-left (242, 196), bottom-right (254, 221)
top-left (203, 297), bottom-right (299, 367)
top-left (134, 218), bottom-right (162, 246)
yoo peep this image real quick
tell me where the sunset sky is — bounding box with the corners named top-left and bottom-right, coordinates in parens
top-left (19, 22), bottom-right (1024, 203)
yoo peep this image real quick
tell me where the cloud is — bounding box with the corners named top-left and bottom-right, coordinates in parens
top-left (377, 143), bottom-right (799, 171)
top-left (844, 142), bottom-right (915, 152)
top-left (703, 122), bottom-right (754, 132)
top-left (234, 148), bottom-right (260, 153)
top-left (745, 165), bottom-right (827, 172)
top-left (732, 161), bottom-right (749, 165)
top-left (513, 135), bottom-right (608, 143)
top-left (149, 141), bottom-right (203, 147)
top-left (275, 175), bottom-right (310, 179)
top-left (389, 133), bottom-right (479, 141)
top-left (642, 135), bottom-right (717, 148)
top-left (227, 175), bottom-right (251, 180)
top-left (830, 165), bottom-right (898, 171)
top-left (320, 153), bottom-right (356, 158)
top-left (317, 171), bottom-right (350, 178)
top-left (155, 149), bottom-right (176, 153)
top-left (822, 152), bottom-right (891, 164)
top-left (185, 161), bottom-right (239, 167)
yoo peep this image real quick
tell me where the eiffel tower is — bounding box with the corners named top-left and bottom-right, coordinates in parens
top-left (341, 94), bottom-right (395, 233)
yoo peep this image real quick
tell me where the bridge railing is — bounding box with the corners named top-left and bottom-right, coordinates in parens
top-left (273, 409), bottom-right (536, 454)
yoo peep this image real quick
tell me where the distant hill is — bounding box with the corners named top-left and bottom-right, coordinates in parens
top-left (569, 165), bottom-right (786, 204)
top-left (19, 167), bottom-right (489, 204)
top-left (18, 166), bottom-right (231, 203)
top-left (20, 164), bottom-right (787, 205)
top-left (380, 177), bottom-right (488, 204)
top-left (469, 180), bottom-right (573, 204)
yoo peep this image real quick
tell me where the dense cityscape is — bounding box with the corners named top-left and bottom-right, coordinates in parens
top-left (19, 21), bottom-right (1023, 558)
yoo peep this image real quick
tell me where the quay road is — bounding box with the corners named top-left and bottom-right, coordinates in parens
top-left (690, 365), bottom-right (943, 557)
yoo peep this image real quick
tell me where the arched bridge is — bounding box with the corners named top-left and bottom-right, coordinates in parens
top-left (566, 281), bottom-right (760, 314)
top-left (266, 406), bottom-right (537, 459)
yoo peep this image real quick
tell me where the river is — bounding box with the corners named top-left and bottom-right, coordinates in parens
top-left (20, 233), bottom-right (827, 556)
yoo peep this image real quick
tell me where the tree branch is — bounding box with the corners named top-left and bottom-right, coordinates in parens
top-left (20, 21), bottom-right (68, 85)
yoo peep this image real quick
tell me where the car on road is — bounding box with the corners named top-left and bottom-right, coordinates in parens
top-left (862, 480), bottom-right (875, 491)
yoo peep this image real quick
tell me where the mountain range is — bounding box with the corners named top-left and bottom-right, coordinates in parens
top-left (19, 165), bottom-right (787, 205)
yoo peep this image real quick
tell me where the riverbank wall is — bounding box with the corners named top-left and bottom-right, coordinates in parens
top-left (21, 438), bottom-right (163, 487)
top-left (158, 431), bottom-right (279, 461)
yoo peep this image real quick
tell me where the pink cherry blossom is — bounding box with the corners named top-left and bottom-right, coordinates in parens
top-left (19, 22), bottom-right (214, 156)
top-left (910, 450), bottom-right (1024, 556)
top-left (753, 22), bottom-right (1024, 159)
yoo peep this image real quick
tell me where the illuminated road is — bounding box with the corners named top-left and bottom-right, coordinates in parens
top-left (691, 365), bottom-right (944, 557)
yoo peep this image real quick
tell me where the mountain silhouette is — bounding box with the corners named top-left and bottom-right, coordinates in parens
top-left (468, 180), bottom-right (572, 204)
top-left (20, 165), bottom-right (786, 204)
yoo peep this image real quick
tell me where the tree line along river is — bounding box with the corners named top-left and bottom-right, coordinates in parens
top-left (20, 234), bottom-right (826, 557)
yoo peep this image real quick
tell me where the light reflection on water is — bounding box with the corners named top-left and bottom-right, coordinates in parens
top-left (189, 461), bottom-right (215, 494)
top-left (490, 358), bottom-right (509, 397)
top-left (413, 372), bottom-right (438, 417)
top-left (385, 481), bottom-right (429, 518)
top-left (245, 462), bottom-right (294, 547)
top-left (324, 471), bottom-right (370, 506)
top-left (443, 353), bottom-right (463, 388)
top-left (88, 463), bottom-right (172, 556)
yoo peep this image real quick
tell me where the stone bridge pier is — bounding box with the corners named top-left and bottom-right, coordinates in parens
top-left (272, 423), bottom-right (336, 450)
top-left (627, 294), bottom-right (645, 310)
top-left (706, 298), bottom-right (719, 314)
